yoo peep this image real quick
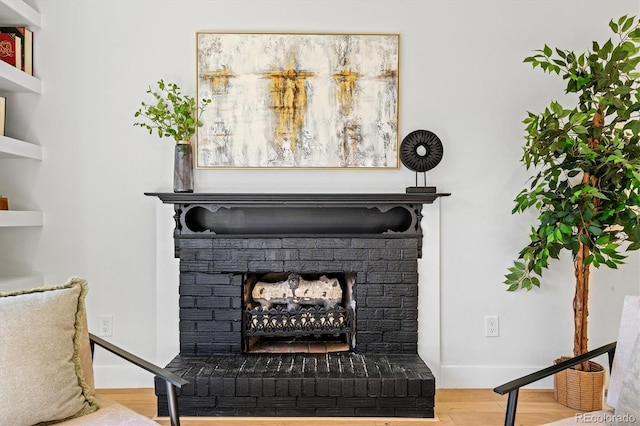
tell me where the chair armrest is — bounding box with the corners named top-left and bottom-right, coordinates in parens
top-left (89, 333), bottom-right (187, 388)
top-left (89, 333), bottom-right (188, 426)
top-left (493, 341), bottom-right (616, 426)
top-left (494, 341), bottom-right (616, 395)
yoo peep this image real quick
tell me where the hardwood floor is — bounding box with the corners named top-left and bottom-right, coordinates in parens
top-left (100, 388), bottom-right (587, 425)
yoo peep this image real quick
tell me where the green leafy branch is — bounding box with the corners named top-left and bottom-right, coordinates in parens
top-left (133, 80), bottom-right (211, 143)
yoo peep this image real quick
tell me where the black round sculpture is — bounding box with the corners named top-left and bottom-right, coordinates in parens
top-left (400, 130), bottom-right (444, 193)
top-left (400, 130), bottom-right (443, 172)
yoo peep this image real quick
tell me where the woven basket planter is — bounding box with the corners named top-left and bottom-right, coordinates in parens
top-left (553, 357), bottom-right (605, 411)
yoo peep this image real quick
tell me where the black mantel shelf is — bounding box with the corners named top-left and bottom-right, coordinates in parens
top-left (145, 191), bottom-right (449, 243)
top-left (145, 191), bottom-right (450, 205)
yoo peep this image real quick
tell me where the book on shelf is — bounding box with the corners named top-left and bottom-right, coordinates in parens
top-left (0, 27), bottom-right (32, 75)
top-left (0, 32), bottom-right (21, 71)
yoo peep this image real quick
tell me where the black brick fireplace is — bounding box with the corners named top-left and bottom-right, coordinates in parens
top-left (147, 192), bottom-right (443, 418)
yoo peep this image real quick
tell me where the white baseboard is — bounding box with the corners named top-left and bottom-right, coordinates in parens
top-left (93, 365), bottom-right (156, 389)
top-left (439, 365), bottom-right (554, 389)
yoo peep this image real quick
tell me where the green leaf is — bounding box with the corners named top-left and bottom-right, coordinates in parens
top-left (612, 48), bottom-right (629, 61)
top-left (601, 39), bottom-right (614, 58)
top-left (507, 283), bottom-right (520, 291)
top-left (621, 16), bottom-right (635, 32)
top-left (555, 228), bottom-right (563, 241)
top-left (583, 208), bottom-right (594, 221)
top-left (560, 223), bottom-right (572, 234)
top-left (624, 120), bottom-right (640, 136)
top-left (630, 27), bottom-right (640, 40)
top-left (550, 101), bottom-right (564, 116)
top-left (588, 225), bottom-right (603, 236)
top-left (609, 20), bottom-right (619, 33)
top-left (505, 272), bottom-right (521, 281)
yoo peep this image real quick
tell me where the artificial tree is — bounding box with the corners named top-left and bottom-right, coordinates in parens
top-left (505, 15), bottom-right (640, 369)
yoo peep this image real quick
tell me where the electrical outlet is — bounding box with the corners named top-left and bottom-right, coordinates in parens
top-left (485, 316), bottom-right (499, 337)
top-left (98, 315), bottom-right (113, 337)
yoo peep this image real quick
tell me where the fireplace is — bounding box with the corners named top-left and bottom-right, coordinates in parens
top-left (243, 272), bottom-right (356, 353)
top-left (147, 192), bottom-right (444, 418)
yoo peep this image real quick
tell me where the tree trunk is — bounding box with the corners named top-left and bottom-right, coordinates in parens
top-left (572, 115), bottom-right (602, 370)
top-left (573, 239), bottom-right (591, 370)
top-left (574, 165), bottom-right (597, 371)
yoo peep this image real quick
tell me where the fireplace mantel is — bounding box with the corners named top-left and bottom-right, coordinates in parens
top-left (146, 191), bottom-right (447, 254)
top-left (145, 191), bottom-right (448, 205)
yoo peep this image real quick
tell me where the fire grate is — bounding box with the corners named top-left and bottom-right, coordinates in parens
top-left (244, 306), bottom-right (354, 336)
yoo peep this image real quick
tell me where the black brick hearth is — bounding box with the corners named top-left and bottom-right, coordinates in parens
top-left (156, 353), bottom-right (434, 417)
top-left (147, 193), bottom-right (442, 418)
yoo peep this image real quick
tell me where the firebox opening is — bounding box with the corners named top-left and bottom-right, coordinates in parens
top-left (243, 272), bottom-right (356, 353)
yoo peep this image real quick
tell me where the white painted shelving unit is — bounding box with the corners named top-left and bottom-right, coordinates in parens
top-left (0, 0), bottom-right (41, 28)
top-left (0, 134), bottom-right (42, 159)
top-left (0, 210), bottom-right (43, 227)
top-left (0, 0), bottom-right (43, 288)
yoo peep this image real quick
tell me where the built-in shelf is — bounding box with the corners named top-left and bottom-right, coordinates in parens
top-left (0, 1), bottom-right (43, 292)
top-left (0, 0), bottom-right (41, 28)
top-left (0, 274), bottom-right (43, 291)
top-left (0, 135), bottom-right (42, 159)
top-left (0, 210), bottom-right (43, 227)
top-left (0, 59), bottom-right (41, 93)
top-left (0, 1), bottom-right (41, 94)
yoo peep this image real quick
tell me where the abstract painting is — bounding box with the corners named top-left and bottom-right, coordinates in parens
top-left (195, 32), bottom-right (399, 169)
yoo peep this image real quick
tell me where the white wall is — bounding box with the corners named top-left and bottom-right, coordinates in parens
top-left (11, 0), bottom-right (640, 388)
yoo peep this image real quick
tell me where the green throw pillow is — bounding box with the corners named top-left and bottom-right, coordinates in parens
top-left (0, 277), bottom-right (99, 425)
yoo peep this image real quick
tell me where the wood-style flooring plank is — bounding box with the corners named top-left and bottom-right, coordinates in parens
top-left (97, 388), bottom-right (158, 419)
top-left (100, 387), bottom-right (587, 425)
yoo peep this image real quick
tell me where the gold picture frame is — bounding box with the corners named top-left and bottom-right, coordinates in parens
top-left (195, 32), bottom-right (400, 169)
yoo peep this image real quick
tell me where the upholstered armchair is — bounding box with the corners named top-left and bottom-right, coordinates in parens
top-left (494, 296), bottom-right (640, 426)
top-left (0, 278), bottom-right (187, 426)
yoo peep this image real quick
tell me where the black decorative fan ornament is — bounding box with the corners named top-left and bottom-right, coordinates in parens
top-left (400, 130), bottom-right (444, 193)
